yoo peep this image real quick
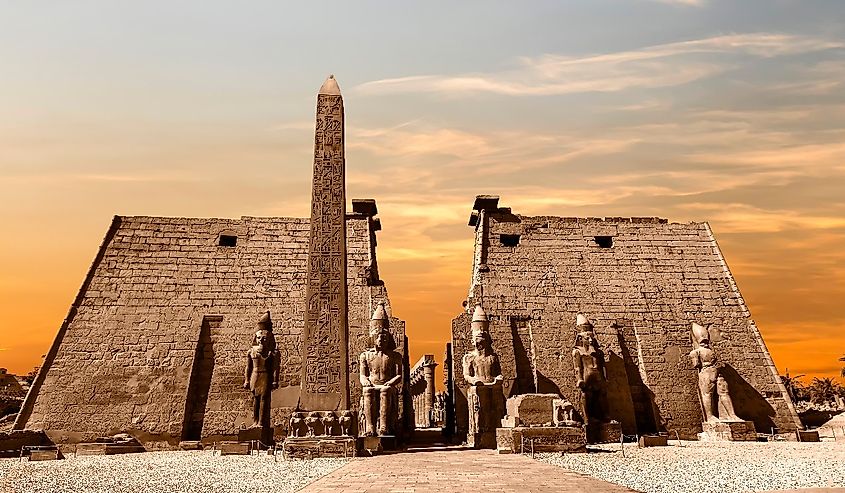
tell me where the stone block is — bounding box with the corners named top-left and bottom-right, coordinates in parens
top-left (698, 421), bottom-right (757, 441)
top-left (76, 442), bottom-right (146, 456)
top-left (505, 394), bottom-right (558, 427)
top-left (178, 441), bottom-right (203, 450)
top-left (638, 435), bottom-right (668, 447)
top-left (468, 431), bottom-right (497, 450)
top-left (796, 430), bottom-right (820, 442)
top-left (587, 421), bottom-right (622, 444)
top-left (29, 448), bottom-right (62, 461)
top-left (284, 437), bottom-right (356, 459)
top-left (496, 426), bottom-right (586, 454)
top-left (357, 435), bottom-right (396, 455)
top-left (217, 441), bottom-right (251, 455)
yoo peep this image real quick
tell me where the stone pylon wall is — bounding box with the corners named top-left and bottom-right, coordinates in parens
top-left (17, 212), bottom-right (405, 448)
top-left (452, 205), bottom-right (801, 439)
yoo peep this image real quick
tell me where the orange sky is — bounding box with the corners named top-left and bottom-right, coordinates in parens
top-left (2, 2), bottom-right (845, 393)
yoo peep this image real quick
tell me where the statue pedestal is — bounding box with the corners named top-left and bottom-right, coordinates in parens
top-left (495, 426), bottom-right (586, 454)
top-left (586, 420), bottom-right (621, 444)
top-left (698, 421), bottom-right (757, 441)
top-left (357, 435), bottom-right (397, 455)
top-left (217, 441), bottom-right (251, 455)
top-left (238, 427), bottom-right (272, 445)
top-left (283, 437), bottom-right (356, 459)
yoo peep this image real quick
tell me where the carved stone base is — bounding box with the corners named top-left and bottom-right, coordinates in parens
top-left (638, 435), bottom-right (668, 447)
top-left (796, 430), bottom-right (820, 442)
top-left (586, 421), bottom-right (621, 444)
top-left (76, 442), bottom-right (146, 456)
top-left (283, 437), bottom-right (356, 459)
top-left (178, 440), bottom-right (203, 450)
top-left (217, 441), bottom-right (251, 455)
top-left (468, 431), bottom-right (498, 449)
top-left (496, 426), bottom-right (586, 454)
top-left (238, 426), bottom-right (272, 445)
top-left (29, 449), bottom-right (62, 461)
top-left (357, 435), bottom-right (397, 455)
top-left (698, 420), bottom-right (757, 441)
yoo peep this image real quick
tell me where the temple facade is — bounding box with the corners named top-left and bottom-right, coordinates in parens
top-left (450, 196), bottom-right (802, 440)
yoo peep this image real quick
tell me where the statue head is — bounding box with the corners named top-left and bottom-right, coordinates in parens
top-left (369, 302), bottom-right (396, 351)
top-left (574, 313), bottom-right (597, 349)
top-left (252, 311), bottom-right (277, 351)
top-left (692, 322), bottom-right (710, 348)
top-left (471, 305), bottom-right (494, 353)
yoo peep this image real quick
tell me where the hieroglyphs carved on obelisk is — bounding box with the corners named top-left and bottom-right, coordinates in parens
top-left (300, 75), bottom-right (349, 410)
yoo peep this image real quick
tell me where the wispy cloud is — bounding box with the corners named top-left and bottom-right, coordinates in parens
top-left (356, 34), bottom-right (843, 97)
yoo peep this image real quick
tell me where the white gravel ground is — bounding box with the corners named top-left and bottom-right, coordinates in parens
top-left (536, 440), bottom-right (845, 493)
top-left (0, 451), bottom-right (347, 493)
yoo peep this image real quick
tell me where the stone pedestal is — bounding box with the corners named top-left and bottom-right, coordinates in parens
top-left (76, 442), bottom-right (146, 456)
top-left (29, 448), bottom-right (62, 461)
top-left (796, 430), bottom-right (820, 442)
top-left (505, 394), bottom-right (559, 427)
top-left (586, 421), bottom-right (621, 444)
top-left (238, 426), bottom-right (272, 445)
top-left (357, 435), bottom-right (397, 455)
top-left (283, 437), bottom-right (356, 459)
top-left (698, 420), bottom-right (757, 441)
top-left (178, 440), bottom-right (203, 450)
top-left (218, 441), bottom-right (251, 455)
top-left (496, 426), bottom-right (586, 454)
top-left (638, 435), bottom-right (668, 447)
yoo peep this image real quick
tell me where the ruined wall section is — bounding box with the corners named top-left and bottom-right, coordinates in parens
top-left (453, 211), bottom-right (800, 438)
top-left (21, 213), bottom-right (405, 446)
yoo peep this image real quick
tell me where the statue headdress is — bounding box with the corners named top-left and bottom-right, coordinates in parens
top-left (691, 322), bottom-right (709, 345)
top-left (576, 313), bottom-right (592, 329)
top-left (257, 310), bottom-right (273, 331)
top-left (369, 301), bottom-right (389, 337)
top-left (471, 304), bottom-right (490, 338)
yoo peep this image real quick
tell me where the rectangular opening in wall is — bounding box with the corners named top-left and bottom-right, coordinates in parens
top-left (500, 234), bottom-right (520, 247)
top-left (594, 236), bottom-right (613, 248)
top-left (218, 234), bottom-right (237, 247)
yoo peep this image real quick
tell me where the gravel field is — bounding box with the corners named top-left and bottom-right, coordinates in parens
top-left (0, 451), bottom-right (347, 493)
top-left (536, 440), bottom-right (845, 493)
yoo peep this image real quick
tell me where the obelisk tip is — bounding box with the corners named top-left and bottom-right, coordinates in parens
top-left (319, 75), bottom-right (341, 96)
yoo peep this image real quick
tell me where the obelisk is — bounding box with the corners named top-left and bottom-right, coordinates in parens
top-left (300, 75), bottom-right (350, 411)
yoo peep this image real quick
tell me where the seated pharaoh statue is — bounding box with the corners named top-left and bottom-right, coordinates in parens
top-left (462, 304), bottom-right (505, 448)
top-left (689, 322), bottom-right (741, 423)
top-left (359, 302), bottom-right (403, 437)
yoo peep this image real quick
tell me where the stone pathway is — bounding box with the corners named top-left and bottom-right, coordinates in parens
top-left (299, 448), bottom-right (639, 492)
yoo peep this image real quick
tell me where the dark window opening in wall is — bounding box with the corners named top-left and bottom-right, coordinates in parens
top-left (594, 236), bottom-right (613, 248)
top-left (219, 235), bottom-right (237, 247)
top-left (500, 234), bottom-right (520, 247)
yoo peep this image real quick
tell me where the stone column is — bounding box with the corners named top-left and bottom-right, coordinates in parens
top-left (423, 363), bottom-right (437, 428)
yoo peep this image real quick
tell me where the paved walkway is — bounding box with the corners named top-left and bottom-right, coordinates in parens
top-left (299, 448), bottom-right (639, 492)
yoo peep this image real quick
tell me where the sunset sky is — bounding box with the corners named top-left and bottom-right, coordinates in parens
top-left (1, 1), bottom-right (844, 388)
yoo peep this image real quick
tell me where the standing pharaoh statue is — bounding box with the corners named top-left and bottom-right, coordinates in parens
top-left (359, 302), bottom-right (403, 436)
top-left (571, 314), bottom-right (610, 426)
top-left (462, 304), bottom-right (504, 448)
top-left (243, 311), bottom-right (281, 430)
top-left (689, 322), bottom-right (741, 422)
